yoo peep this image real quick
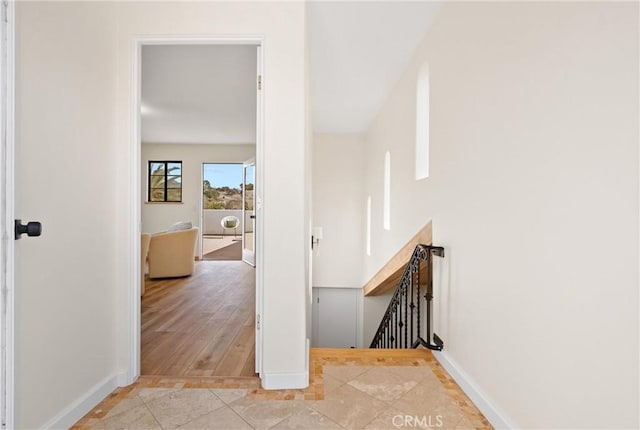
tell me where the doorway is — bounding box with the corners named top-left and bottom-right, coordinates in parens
top-left (134, 39), bottom-right (264, 380)
top-left (242, 160), bottom-right (256, 266)
top-left (201, 163), bottom-right (244, 261)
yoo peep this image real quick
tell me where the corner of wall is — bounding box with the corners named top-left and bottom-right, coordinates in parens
top-left (41, 371), bottom-right (127, 429)
top-left (262, 338), bottom-right (310, 390)
top-left (433, 351), bottom-right (516, 429)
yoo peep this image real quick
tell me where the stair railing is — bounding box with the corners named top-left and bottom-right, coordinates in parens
top-left (369, 244), bottom-right (445, 350)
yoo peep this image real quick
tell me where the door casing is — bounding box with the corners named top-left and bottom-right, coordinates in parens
top-left (0, 1), bottom-right (15, 427)
top-left (130, 35), bottom-right (265, 383)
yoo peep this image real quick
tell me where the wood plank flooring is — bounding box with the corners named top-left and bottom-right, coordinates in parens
top-left (141, 260), bottom-right (257, 377)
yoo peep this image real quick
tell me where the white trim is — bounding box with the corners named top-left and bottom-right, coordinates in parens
top-left (42, 372), bottom-right (126, 430)
top-left (198, 163), bottom-right (204, 260)
top-left (261, 339), bottom-right (309, 390)
top-left (261, 370), bottom-right (309, 390)
top-left (254, 43), bottom-right (264, 375)
top-left (131, 35), bottom-right (263, 46)
top-left (433, 350), bottom-right (516, 429)
top-left (127, 38), bottom-right (142, 385)
top-left (129, 35), bottom-right (266, 385)
top-left (0, 1), bottom-right (15, 427)
top-left (306, 337), bottom-right (309, 373)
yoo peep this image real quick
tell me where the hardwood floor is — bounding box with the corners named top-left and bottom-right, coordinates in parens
top-left (141, 260), bottom-right (257, 377)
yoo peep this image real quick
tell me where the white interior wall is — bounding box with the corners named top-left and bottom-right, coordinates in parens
top-left (363, 2), bottom-right (638, 428)
top-left (311, 134), bottom-right (365, 288)
top-left (141, 143), bottom-right (255, 256)
top-left (15, 1), bottom-right (308, 427)
top-left (362, 292), bottom-right (393, 348)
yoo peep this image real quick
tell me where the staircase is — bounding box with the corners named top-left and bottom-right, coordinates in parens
top-left (370, 244), bottom-right (445, 350)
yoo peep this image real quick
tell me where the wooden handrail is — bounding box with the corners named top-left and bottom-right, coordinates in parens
top-left (363, 221), bottom-right (432, 296)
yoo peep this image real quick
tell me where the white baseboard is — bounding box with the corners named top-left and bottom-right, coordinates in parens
top-left (433, 350), bottom-right (516, 429)
top-left (117, 371), bottom-right (133, 387)
top-left (261, 370), bottom-right (309, 390)
top-left (43, 371), bottom-right (126, 429)
top-left (260, 339), bottom-right (311, 390)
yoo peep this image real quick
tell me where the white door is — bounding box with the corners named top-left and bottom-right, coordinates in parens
top-left (313, 288), bottom-right (358, 348)
top-left (242, 160), bottom-right (256, 266)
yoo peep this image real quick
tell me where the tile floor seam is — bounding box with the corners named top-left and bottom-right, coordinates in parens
top-left (172, 404), bottom-right (253, 430)
top-left (229, 404), bottom-right (256, 430)
top-left (359, 403), bottom-right (395, 430)
top-left (173, 391), bottom-right (231, 430)
top-left (143, 400), bottom-right (165, 430)
top-left (319, 408), bottom-right (348, 430)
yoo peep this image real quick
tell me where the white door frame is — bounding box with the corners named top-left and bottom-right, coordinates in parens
top-left (129, 35), bottom-right (265, 383)
top-left (0, 1), bottom-right (15, 427)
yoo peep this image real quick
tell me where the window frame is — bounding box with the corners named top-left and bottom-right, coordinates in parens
top-left (148, 160), bottom-right (183, 203)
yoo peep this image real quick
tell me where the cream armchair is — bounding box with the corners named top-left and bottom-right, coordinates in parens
top-left (148, 227), bottom-right (199, 279)
top-left (141, 233), bottom-right (151, 295)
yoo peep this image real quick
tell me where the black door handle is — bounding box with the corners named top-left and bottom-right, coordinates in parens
top-left (250, 215), bottom-right (255, 219)
top-left (15, 219), bottom-right (42, 240)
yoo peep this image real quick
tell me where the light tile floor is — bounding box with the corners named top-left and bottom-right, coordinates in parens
top-left (73, 349), bottom-right (492, 430)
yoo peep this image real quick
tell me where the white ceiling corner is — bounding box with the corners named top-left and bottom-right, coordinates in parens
top-left (308, 1), bottom-right (441, 133)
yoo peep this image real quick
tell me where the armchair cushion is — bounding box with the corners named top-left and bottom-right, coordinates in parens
top-left (141, 233), bottom-right (151, 295)
top-left (168, 221), bottom-right (193, 232)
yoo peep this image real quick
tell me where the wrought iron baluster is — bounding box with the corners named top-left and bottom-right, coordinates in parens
top-left (409, 271), bottom-right (415, 349)
top-left (385, 323), bottom-right (389, 348)
top-left (393, 302), bottom-right (397, 348)
top-left (403, 283), bottom-right (408, 348)
top-left (369, 245), bottom-right (445, 350)
top-left (425, 251), bottom-right (432, 349)
top-left (416, 260), bottom-right (421, 346)
top-left (397, 292), bottom-right (402, 348)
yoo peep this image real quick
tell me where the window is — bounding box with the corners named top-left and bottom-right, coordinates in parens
top-left (415, 62), bottom-right (430, 180)
top-left (148, 161), bottom-right (182, 202)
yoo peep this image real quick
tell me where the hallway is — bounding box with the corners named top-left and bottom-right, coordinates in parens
top-left (142, 261), bottom-right (256, 377)
top-left (73, 349), bottom-right (491, 429)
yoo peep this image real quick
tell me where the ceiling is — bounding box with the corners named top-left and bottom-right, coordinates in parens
top-left (309, 1), bottom-right (441, 133)
top-left (141, 45), bottom-right (257, 144)
top-left (141, 2), bottom-right (441, 144)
